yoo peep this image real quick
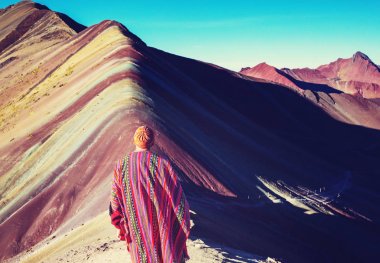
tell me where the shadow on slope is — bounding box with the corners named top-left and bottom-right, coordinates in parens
top-left (276, 68), bottom-right (342, 93)
top-left (136, 47), bottom-right (380, 262)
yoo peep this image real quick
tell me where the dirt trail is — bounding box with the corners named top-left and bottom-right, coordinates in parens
top-left (7, 212), bottom-right (280, 263)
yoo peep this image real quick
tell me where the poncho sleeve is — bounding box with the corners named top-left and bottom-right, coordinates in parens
top-left (109, 160), bottom-right (132, 243)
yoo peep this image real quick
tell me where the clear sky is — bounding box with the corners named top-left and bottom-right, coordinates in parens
top-left (1, 0), bottom-right (380, 71)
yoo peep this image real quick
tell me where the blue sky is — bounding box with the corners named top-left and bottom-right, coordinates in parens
top-left (2, 0), bottom-right (380, 70)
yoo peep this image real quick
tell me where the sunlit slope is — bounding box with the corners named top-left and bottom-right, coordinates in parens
top-left (0, 19), bottom-right (152, 259)
top-left (0, 17), bottom-right (247, 260)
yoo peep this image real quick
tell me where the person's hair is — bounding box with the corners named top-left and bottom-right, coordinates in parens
top-left (133, 125), bottom-right (154, 149)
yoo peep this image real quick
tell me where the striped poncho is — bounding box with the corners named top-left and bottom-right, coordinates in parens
top-left (109, 150), bottom-right (191, 263)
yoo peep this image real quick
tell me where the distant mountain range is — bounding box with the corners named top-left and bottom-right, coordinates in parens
top-left (240, 51), bottom-right (380, 98)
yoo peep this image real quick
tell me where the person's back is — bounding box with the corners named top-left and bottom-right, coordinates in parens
top-left (110, 126), bottom-right (191, 263)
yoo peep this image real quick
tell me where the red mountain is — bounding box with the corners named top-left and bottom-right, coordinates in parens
top-left (240, 62), bottom-right (341, 95)
top-left (241, 52), bottom-right (380, 98)
top-left (294, 52), bottom-right (380, 98)
top-left (240, 62), bottom-right (302, 92)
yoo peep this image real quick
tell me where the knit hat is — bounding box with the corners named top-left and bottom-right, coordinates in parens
top-left (133, 125), bottom-right (154, 149)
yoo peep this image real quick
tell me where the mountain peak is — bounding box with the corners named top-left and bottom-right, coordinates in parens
top-left (95, 19), bottom-right (146, 46)
top-left (352, 51), bottom-right (370, 62)
top-left (239, 62), bottom-right (271, 73)
top-left (9, 0), bottom-right (48, 10)
top-left (0, 0), bottom-right (86, 35)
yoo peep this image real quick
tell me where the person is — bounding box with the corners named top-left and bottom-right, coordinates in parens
top-left (109, 125), bottom-right (191, 263)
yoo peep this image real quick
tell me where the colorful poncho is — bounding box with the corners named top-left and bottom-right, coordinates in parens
top-left (109, 150), bottom-right (191, 263)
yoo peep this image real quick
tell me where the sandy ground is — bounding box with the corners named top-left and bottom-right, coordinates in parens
top-left (6, 212), bottom-right (281, 263)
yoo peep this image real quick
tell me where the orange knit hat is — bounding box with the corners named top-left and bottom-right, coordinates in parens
top-left (133, 125), bottom-right (154, 149)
